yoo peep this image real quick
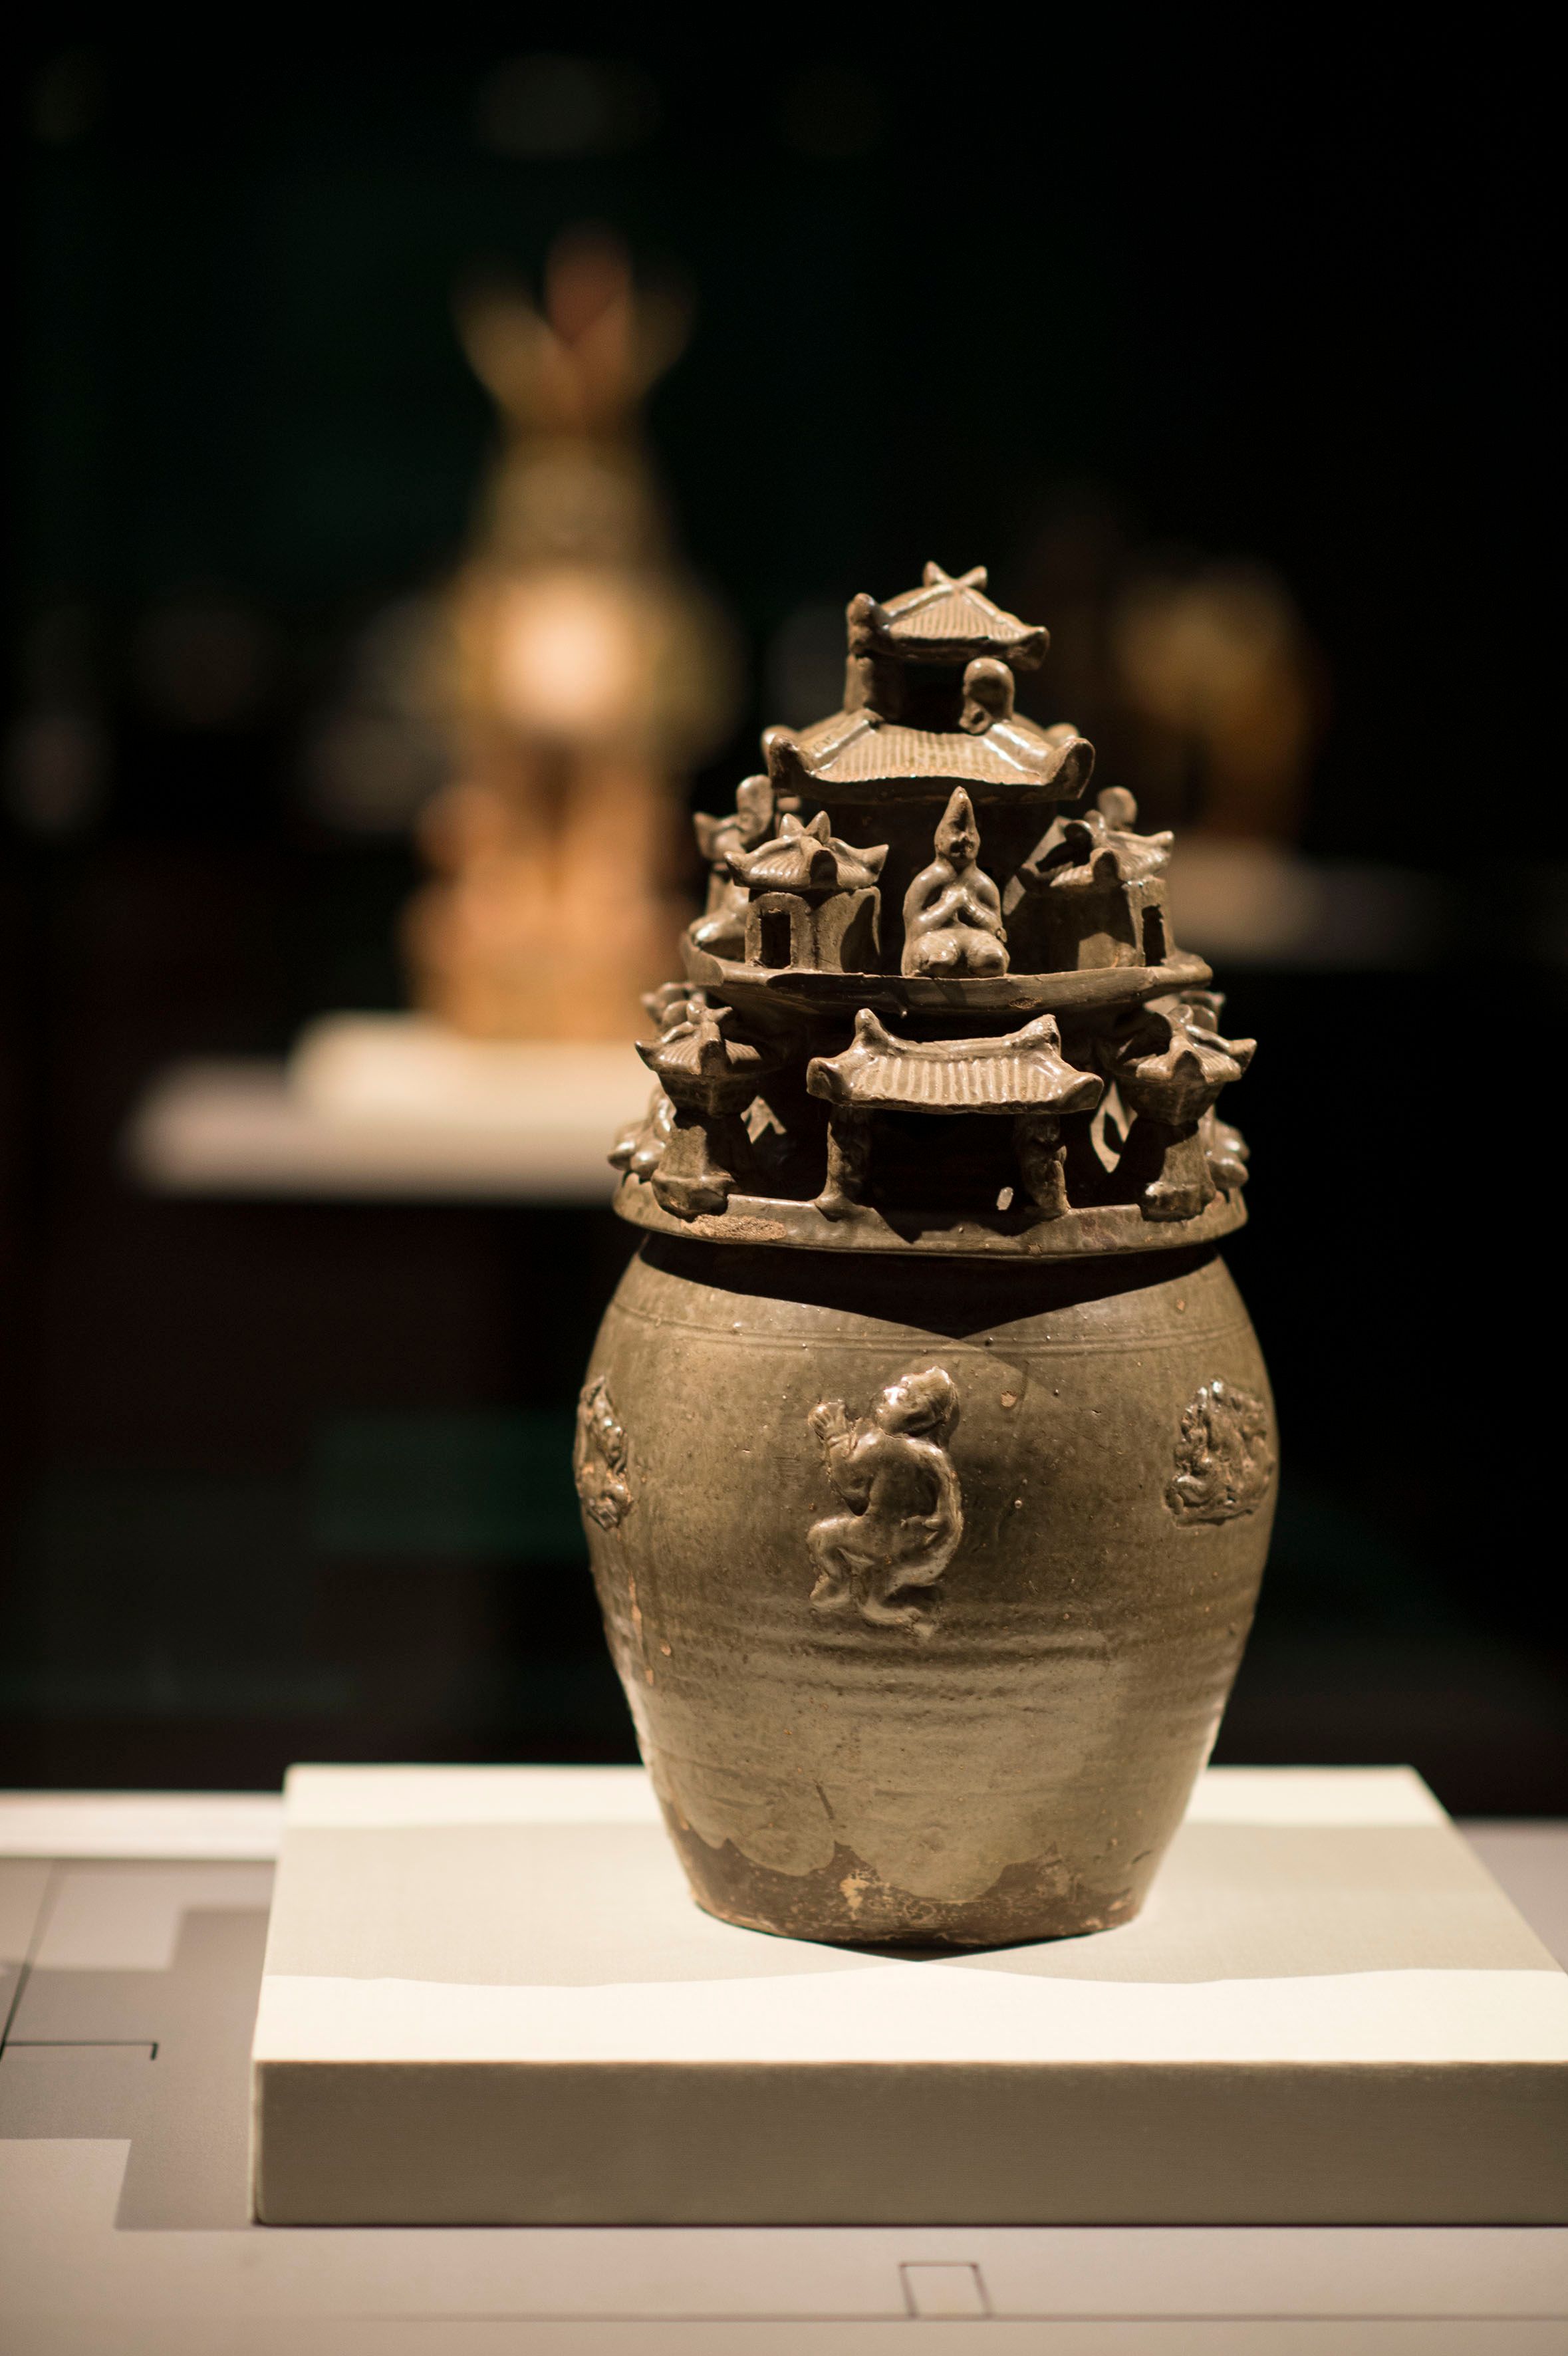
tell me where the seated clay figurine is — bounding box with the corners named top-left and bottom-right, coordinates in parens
top-left (901, 789), bottom-right (1008, 976)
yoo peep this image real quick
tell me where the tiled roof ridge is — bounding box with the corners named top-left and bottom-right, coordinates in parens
top-left (729, 809), bottom-right (888, 894)
top-left (848, 561), bottom-right (1049, 666)
top-left (765, 710), bottom-right (1094, 794)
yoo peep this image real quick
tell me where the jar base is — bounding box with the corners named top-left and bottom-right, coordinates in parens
top-left (664, 1807), bottom-right (1150, 1948)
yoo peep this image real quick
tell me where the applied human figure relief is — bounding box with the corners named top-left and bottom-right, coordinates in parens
top-left (901, 788), bottom-right (1009, 976)
top-left (807, 1365), bottom-right (964, 1633)
top-left (575, 1375), bottom-right (633, 1531)
top-left (1166, 1379), bottom-right (1273, 1523)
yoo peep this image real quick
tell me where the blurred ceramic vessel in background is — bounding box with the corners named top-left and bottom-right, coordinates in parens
top-left (406, 230), bottom-right (737, 1042)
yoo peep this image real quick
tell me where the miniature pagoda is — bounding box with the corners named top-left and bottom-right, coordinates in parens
top-left (610, 563), bottom-right (1255, 1255)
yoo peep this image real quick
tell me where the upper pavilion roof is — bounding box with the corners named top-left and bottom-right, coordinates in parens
top-left (848, 563), bottom-right (1049, 668)
top-left (760, 563), bottom-right (1088, 799)
top-left (767, 710), bottom-right (1094, 799)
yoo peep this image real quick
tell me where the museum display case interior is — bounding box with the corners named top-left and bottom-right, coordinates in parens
top-left (3, 27), bottom-right (1559, 2341)
top-left (241, 565), bottom-right (1567, 2227)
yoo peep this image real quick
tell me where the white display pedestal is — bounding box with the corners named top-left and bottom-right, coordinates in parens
top-left (126, 1016), bottom-right (646, 1200)
top-left (250, 1765), bottom-right (1568, 2228)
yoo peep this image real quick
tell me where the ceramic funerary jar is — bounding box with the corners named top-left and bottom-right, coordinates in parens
top-left (576, 563), bottom-right (1275, 1944)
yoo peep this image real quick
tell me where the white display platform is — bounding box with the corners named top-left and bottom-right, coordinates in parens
top-left (251, 1764), bottom-right (1568, 2230)
top-left (126, 1016), bottom-right (646, 1200)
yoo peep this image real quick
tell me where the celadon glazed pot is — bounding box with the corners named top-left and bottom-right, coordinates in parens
top-left (575, 563), bottom-right (1276, 1944)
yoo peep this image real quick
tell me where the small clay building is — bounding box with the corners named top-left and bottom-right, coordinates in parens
top-left (729, 811), bottom-right (887, 974)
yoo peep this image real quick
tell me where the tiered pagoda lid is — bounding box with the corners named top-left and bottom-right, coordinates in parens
top-left (610, 558), bottom-right (1258, 1261)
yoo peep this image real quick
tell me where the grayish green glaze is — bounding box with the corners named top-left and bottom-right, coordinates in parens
top-left (580, 1236), bottom-right (1274, 1943)
top-left (579, 563), bottom-right (1275, 1943)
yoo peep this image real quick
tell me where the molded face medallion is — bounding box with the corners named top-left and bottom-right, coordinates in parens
top-left (1166, 1379), bottom-right (1274, 1523)
top-left (574, 1375), bottom-right (633, 1531)
top-left (807, 1364), bottom-right (963, 1634)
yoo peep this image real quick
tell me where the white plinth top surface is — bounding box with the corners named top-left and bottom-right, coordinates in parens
top-left (257, 1765), bottom-right (1565, 2069)
top-left (251, 1765), bottom-right (1568, 2227)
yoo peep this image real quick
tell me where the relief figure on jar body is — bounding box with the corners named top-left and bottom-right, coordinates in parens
top-left (807, 1365), bottom-right (963, 1633)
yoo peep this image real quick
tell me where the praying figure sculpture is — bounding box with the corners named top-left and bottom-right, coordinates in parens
top-left (900, 789), bottom-right (1009, 977)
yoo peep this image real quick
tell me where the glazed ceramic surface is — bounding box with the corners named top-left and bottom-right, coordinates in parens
top-left (577, 561), bottom-right (1274, 1944)
top-left (579, 1234), bottom-right (1275, 1944)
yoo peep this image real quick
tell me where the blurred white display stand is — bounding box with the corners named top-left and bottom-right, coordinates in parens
top-left (126, 1015), bottom-right (645, 1200)
top-left (1168, 844), bottom-right (1450, 968)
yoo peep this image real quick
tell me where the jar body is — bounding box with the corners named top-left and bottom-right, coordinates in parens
top-left (577, 1232), bottom-right (1275, 1944)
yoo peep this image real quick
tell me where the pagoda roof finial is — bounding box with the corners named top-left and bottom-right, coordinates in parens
top-left (847, 563), bottom-right (1049, 669)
